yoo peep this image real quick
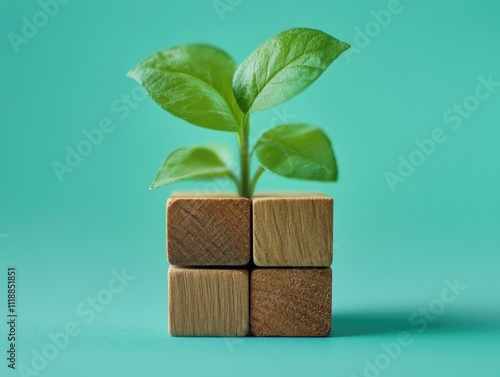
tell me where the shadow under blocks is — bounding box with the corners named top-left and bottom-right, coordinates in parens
top-left (167, 192), bottom-right (334, 337)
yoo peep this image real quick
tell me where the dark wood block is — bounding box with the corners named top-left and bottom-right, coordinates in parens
top-left (167, 193), bottom-right (251, 266)
top-left (168, 267), bottom-right (249, 336)
top-left (250, 268), bottom-right (332, 336)
top-left (253, 194), bottom-right (333, 266)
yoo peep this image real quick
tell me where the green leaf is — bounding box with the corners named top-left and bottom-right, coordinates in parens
top-left (255, 124), bottom-right (337, 181)
top-left (128, 45), bottom-right (244, 132)
top-left (150, 144), bottom-right (235, 190)
top-left (233, 28), bottom-right (350, 113)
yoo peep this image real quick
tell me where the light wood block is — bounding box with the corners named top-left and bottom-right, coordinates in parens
top-left (168, 267), bottom-right (249, 336)
top-left (250, 268), bottom-right (332, 336)
top-left (167, 193), bottom-right (251, 266)
top-left (253, 194), bottom-right (333, 266)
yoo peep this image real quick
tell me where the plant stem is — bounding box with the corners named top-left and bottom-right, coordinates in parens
top-left (238, 114), bottom-right (251, 197)
top-left (250, 165), bottom-right (265, 197)
top-left (228, 171), bottom-right (241, 194)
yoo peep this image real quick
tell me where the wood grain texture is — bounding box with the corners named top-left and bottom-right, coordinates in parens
top-left (167, 194), bottom-right (251, 266)
top-left (168, 267), bottom-right (249, 337)
top-left (253, 194), bottom-right (333, 266)
top-left (250, 268), bottom-right (332, 336)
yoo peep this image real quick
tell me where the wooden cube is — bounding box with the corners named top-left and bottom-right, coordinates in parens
top-left (250, 268), bottom-right (332, 336)
top-left (168, 267), bottom-right (249, 336)
top-left (167, 193), bottom-right (251, 266)
top-left (253, 194), bottom-right (333, 266)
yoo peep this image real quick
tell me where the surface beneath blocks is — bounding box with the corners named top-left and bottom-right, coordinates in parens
top-left (253, 194), bottom-right (333, 266)
top-left (250, 268), bottom-right (332, 337)
top-left (167, 194), bottom-right (251, 266)
top-left (168, 267), bottom-right (249, 337)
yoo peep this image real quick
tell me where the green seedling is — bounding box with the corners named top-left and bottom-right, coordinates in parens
top-left (128, 28), bottom-right (350, 197)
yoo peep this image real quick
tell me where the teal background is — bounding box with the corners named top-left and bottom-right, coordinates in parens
top-left (1, 0), bottom-right (499, 376)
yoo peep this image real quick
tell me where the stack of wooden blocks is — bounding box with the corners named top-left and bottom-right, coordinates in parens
top-left (167, 193), bottom-right (333, 337)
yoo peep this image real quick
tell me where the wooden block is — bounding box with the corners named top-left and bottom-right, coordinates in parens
top-left (253, 194), bottom-right (333, 266)
top-left (250, 268), bottom-right (332, 336)
top-left (167, 193), bottom-right (251, 266)
top-left (168, 267), bottom-right (249, 336)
